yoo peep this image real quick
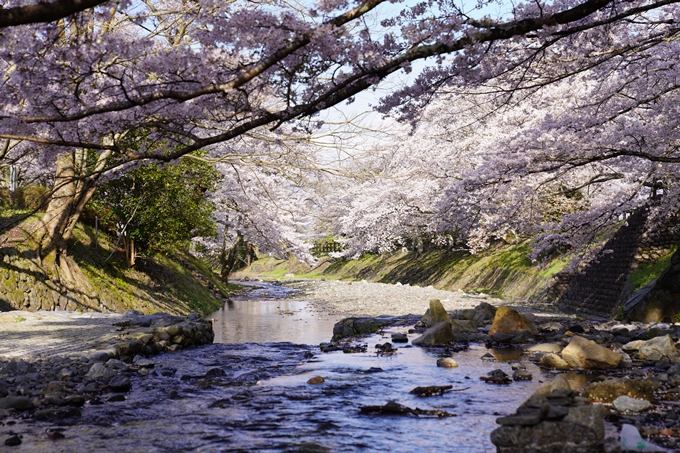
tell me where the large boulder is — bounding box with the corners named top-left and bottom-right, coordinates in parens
top-left (491, 375), bottom-right (605, 453)
top-left (636, 335), bottom-right (679, 361)
top-left (421, 299), bottom-right (452, 327)
top-left (561, 335), bottom-right (622, 370)
top-left (412, 322), bottom-right (457, 346)
top-left (489, 306), bottom-right (535, 336)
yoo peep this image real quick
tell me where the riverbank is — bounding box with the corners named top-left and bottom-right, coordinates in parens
top-left (235, 244), bottom-right (566, 302)
top-left (0, 212), bottom-right (234, 316)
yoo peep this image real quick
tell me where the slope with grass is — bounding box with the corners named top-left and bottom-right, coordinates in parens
top-left (0, 211), bottom-right (233, 315)
top-left (235, 243), bottom-right (569, 301)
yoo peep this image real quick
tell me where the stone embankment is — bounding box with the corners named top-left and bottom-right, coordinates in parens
top-left (0, 310), bottom-right (213, 431)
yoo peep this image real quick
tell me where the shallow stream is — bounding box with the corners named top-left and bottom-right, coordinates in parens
top-left (7, 282), bottom-right (558, 452)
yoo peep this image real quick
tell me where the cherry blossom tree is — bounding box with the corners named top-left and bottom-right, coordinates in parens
top-left (1, 0), bottom-right (679, 281)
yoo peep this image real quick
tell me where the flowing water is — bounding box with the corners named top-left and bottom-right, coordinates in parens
top-left (7, 282), bottom-right (556, 452)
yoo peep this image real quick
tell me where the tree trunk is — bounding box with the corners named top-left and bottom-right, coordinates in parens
top-left (122, 235), bottom-right (136, 267)
top-left (220, 231), bottom-right (244, 283)
top-left (34, 149), bottom-right (111, 284)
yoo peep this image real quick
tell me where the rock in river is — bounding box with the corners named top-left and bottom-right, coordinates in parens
top-left (412, 322), bottom-right (457, 346)
top-left (561, 335), bottom-right (622, 369)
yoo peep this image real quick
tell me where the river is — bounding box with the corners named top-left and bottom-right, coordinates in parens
top-left (7, 281), bottom-right (554, 452)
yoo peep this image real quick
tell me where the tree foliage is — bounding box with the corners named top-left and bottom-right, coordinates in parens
top-left (89, 156), bottom-right (220, 254)
top-left (0, 0), bottom-right (679, 266)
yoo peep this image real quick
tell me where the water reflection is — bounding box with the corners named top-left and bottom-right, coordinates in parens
top-left (209, 282), bottom-right (342, 345)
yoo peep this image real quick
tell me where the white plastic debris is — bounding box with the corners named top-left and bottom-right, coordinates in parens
top-left (620, 424), bottom-right (670, 452)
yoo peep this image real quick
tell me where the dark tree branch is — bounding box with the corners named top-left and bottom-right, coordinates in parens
top-left (0, 0), bottom-right (110, 28)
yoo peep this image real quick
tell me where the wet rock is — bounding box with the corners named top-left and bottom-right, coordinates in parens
top-left (332, 317), bottom-right (393, 341)
top-left (410, 385), bottom-right (453, 396)
top-left (492, 374), bottom-right (605, 453)
top-left (584, 378), bottom-right (656, 403)
top-left (481, 369), bottom-right (511, 384)
top-left (412, 322), bottom-right (457, 346)
top-left (613, 395), bottom-right (652, 412)
top-left (421, 299), bottom-right (452, 327)
top-left (108, 375), bottom-right (132, 392)
top-left (489, 306), bottom-right (535, 336)
top-left (390, 333), bottom-right (409, 343)
top-left (359, 400), bottom-right (455, 417)
top-left (307, 376), bottom-right (325, 385)
top-left (561, 335), bottom-right (623, 369)
top-left (436, 357), bottom-right (459, 368)
top-left (342, 343), bottom-right (367, 353)
top-left (0, 395), bottom-right (34, 411)
top-left (319, 343), bottom-right (340, 352)
top-left (513, 369), bottom-right (533, 381)
top-left (540, 353), bottom-right (570, 369)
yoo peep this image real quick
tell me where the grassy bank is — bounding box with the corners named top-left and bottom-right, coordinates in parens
top-left (1, 210), bottom-right (234, 315)
top-left (234, 243), bottom-right (569, 301)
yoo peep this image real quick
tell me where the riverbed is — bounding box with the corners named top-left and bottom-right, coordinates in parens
top-left (4, 281), bottom-right (556, 452)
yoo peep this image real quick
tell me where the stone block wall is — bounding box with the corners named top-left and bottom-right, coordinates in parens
top-left (556, 209), bottom-right (648, 318)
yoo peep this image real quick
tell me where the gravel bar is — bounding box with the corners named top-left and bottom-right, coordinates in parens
top-left (288, 279), bottom-right (574, 320)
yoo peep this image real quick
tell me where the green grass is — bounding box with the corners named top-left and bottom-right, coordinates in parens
top-left (236, 242), bottom-right (569, 301)
top-left (1, 212), bottom-right (233, 316)
top-left (628, 246), bottom-right (677, 291)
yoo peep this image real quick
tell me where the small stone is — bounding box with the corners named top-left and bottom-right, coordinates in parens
top-left (613, 395), bottom-right (652, 412)
top-left (437, 357), bottom-right (459, 368)
top-left (307, 376), bottom-right (325, 384)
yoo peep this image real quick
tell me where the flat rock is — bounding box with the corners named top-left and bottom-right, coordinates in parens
top-left (526, 343), bottom-right (563, 353)
top-left (583, 377), bottom-right (656, 403)
top-left (613, 395), bottom-right (652, 412)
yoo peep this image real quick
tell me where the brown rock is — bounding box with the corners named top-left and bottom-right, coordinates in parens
top-left (307, 376), bottom-right (325, 385)
top-left (561, 335), bottom-right (622, 369)
top-left (489, 306), bottom-right (532, 336)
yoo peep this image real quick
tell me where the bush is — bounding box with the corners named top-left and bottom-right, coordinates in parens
top-left (0, 188), bottom-right (11, 206)
top-left (19, 184), bottom-right (50, 211)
